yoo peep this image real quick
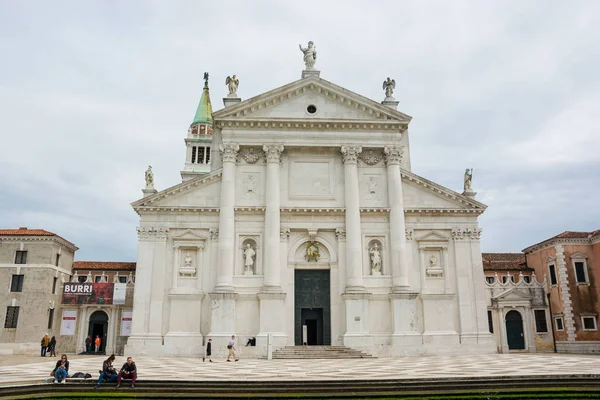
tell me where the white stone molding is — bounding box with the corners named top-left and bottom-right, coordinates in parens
top-left (216, 120), bottom-right (406, 132)
top-left (209, 228), bottom-right (219, 241)
top-left (263, 144), bottom-right (284, 163)
top-left (340, 146), bottom-right (362, 165)
top-left (555, 244), bottom-right (576, 341)
top-left (219, 142), bottom-right (240, 163)
top-left (384, 146), bottom-right (404, 166)
top-left (335, 228), bottom-right (346, 241)
top-left (280, 228), bottom-right (291, 241)
top-left (451, 228), bottom-right (481, 241)
top-left (239, 147), bottom-right (263, 164)
top-left (359, 149), bottom-right (384, 165)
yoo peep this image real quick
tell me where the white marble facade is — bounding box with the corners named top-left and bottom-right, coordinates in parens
top-left (125, 70), bottom-right (494, 357)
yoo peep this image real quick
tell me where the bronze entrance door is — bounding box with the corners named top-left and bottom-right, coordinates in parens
top-left (505, 310), bottom-right (525, 350)
top-left (294, 270), bottom-right (331, 345)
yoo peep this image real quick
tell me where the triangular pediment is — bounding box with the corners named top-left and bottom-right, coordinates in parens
top-left (492, 287), bottom-right (532, 302)
top-left (172, 229), bottom-right (207, 241)
top-left (570, 251), bottom-right (588, 260)
top-left (213, 76), bottom-right (411, 124)
top-left (401, 169), bottom-right (487, 212)
top-left (415, 231), bottom-right (449, 242)
top-left (131, 169), bottom-right (223, 212)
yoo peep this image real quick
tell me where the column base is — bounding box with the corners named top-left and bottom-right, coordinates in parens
top-left (343, 333), bottom-right (374, 349)
top-left (163, 333), bottom-right (204, 356)
top-left (391, 332), bottom-right (424, 356)
top-left (124, 334), bottom-right (163, 356)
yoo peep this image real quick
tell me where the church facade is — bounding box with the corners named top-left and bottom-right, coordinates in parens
top-left (125, 50), bottom-right (494, 357)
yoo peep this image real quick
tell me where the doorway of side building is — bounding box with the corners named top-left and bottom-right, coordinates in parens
top-left (88, 310), bottom-right (108, 354)
top-left (505, 310), bottom-right (525, 350)
top-left (294, 269), bottom-right (331, 345)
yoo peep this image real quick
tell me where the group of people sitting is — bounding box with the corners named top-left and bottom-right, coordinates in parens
top-left (48, 353), bottom-right (137, 388)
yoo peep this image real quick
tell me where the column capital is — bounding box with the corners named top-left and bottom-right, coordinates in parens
top-left (384, 146), bottom-right (404, 166)
top-left (340, 146), bottom-right (362, 165)
top-left (451, 227), bottom-right (482, 241)
top-left (263, 144), bottom-right (284, 163)
top-left (280, 228), bottom-right (290, 241)
top-left (335, 228), bottom-right (347, 241)
top-left (219, 142), bottom-right (240, 163)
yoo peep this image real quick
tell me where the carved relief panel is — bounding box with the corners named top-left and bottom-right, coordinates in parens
top-left (359, 169), bottom-right (388, 208)
top-left (236, 167), bottom-right (264, 206)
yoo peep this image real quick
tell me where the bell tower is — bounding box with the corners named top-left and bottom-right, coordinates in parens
top-left (181, 72), bottom-right (213, 181)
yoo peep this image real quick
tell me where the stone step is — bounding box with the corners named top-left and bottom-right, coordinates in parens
top-left (268, 345), bottom-right (375, 359)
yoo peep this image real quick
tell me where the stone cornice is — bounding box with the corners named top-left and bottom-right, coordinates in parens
top-left (404, 209), bottom-right (484, 216)
top-left (132, 169), bottom-right (223, 209)
top-left (280, 207), bottom-right (346, 214)
top-left (523, 237), bottom-right (597, 254)
top-left (135, 207), bottom-right (220, 214)
top-left (213, 76), bottom-right (412, 125)
top-left (215, 119), bottom-right (406, 132)
top-left (0, 235), bottom-right (78, 252)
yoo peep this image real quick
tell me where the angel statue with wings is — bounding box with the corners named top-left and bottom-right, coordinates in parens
top-left (225, 75), bottom-right (239, 97)
top-left (383, 77), bottom-right (396, 99)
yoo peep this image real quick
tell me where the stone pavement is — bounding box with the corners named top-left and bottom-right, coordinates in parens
top-left (0, 353), bottom-right (599, 387)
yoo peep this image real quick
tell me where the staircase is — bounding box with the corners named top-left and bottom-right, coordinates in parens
top-left (269, 345), bottom-right (375, 359)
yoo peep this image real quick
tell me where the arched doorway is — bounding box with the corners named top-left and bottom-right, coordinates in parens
top-left (88, 310), bottom-right (109, 353)
top-left (505, 310), bottom-right (525, 350)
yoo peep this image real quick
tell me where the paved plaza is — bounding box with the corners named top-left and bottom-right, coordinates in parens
top-left (0, 353), bottom-right (599, 387)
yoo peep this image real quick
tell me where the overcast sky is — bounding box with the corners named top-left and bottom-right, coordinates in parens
top-left (1, 1), bottom-right (598, 261)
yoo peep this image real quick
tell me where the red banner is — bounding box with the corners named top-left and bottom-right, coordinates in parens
top-left (62, 283), bottom-right (114, 305)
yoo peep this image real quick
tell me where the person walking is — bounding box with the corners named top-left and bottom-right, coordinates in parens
top-left (94, 335), bottom-right (101, 353)
top-left (40, 334), bottom-right (50, 357)
top-left (85, 336), bottom-right (92, 354)
top-left (48, 336), bottom-right (57, 357)
top-left (51, 354), bottom-right (69, 384)
top-left (203, 338), bottom-right (212, 362)
top-left (226, 335), bottom-right (238, 362)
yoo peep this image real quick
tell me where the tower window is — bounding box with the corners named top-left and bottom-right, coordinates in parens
top-left (197, 147), bottom-right (206, 163)
top-left (205, 147), bottom-right (211, 163)
top-left (192, 146), bottom-right (197, 163)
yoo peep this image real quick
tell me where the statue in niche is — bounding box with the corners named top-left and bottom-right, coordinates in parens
top-left (299, 41), bottom-right (317, 70)
top-left (243, 243), bottom-right (256, 274)
top-left (179, 251), bottom-right (196, 277)
top-left (370, 243), bottom-right (382, 275)
top-left (464, 168), bottom-right (473, 192)
top-left (382, 77), bottom-right (396, 99)
top-left (430, 255), bottom-right (437, 268)
top-left (305, 242), bottom-right (320, 262)
top-left (184, 253), bottom-right (193, 267)
top-left (145, 165), bottom-right (154, 187)
top-left (426, 253), bottom-right (443, 277)
top-left (366, 176), bottom-right (380, 201)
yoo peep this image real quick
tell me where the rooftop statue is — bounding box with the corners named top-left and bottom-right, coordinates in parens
top-left (464, 168), bottom-right (473, 192)
top-left (299, 41), bottom-right (317, 70)
top-left (383, 77), bottom-right (396, 99)
top-left (145, 165), bottom-right (154, 187)
top-left (225, 75), bottom-right (239, 97)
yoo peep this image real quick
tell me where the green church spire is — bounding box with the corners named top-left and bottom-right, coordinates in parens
top-left (191, 72), bottom-right (213, 126)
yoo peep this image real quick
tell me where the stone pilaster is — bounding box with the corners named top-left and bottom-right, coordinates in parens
top-left (215, 142), bottom-right (239, 292)
top-left (555, 244), bottom-right (576, 341)
top-left (384, 146), bottom-right (410, 291)
top-left (262, 144), bottom-right (284, 291)
top-left (390, 292), bottom-right (421, 354)
top-left (341, 146), bottom-right (364, 292)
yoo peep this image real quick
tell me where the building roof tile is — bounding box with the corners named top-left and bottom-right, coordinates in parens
top-left (0, 227), bottom-right (77, 250)
top-left (482, 252), bottom-right (531, 271)
top-left (73, 261), bottom-right (136, 271)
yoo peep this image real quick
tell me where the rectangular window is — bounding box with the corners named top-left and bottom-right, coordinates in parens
top-left (523, 276), bottom-right (531, 283)
top-left (52, 277), bottom-right (58, 294)
top-left (485, 276), bottom-right (495, 284)
top-left (487, 310), bottom-right (494, 333)
top-left (14, 251), bottom-right (27, 264)
top-left (574, 262), bottom-right (587, 283)
top-left (55, 254), bottom-right (60, 267)
top-left (191, 146), bottom-right (197, 163)
top-left (534, 310), bottom-right (548, 333)
top-left (118, 276), bottom-right (127, 284)
top-left (78, 276), bottom-right (87, 283)
top-left (205, 147), bottom-right (211, 163)
top-left (4, 306), bottom-right (19, 328)
top-left (548, 264), bottom-right (557, 285)
top-left (47, 308), bottom-right (54, 329)
top-left (197, 147), bottom-right (205, 163)
top-left (555, 317), bottom-right (564, 331)
top-left (10, 275), bottom-right (24, 292)
top-left (94, 275), bottom-right (103, 283)
top-left (582, 317), bottom-right (597, 331)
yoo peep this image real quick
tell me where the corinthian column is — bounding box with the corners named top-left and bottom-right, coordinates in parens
top-left (262, 144), bottom-right (284, 291)
top-left (385, 145), bottom-right (410, 290)
top-left (215, 142), bottom-right (239, 292)
top-left (341, 146), bottom-right (364, 292)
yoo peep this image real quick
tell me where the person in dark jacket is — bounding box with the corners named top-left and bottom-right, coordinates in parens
top-left (52, 354), bottom-right (69, 383)
top-left (203, 338), bottom-right (212, 362)
top-left (85, 336), bottom-right (92, 353)
top-left (48, 336), bottom-right (57, 357)
top-left (94, 354), bottom-right (117, 388)
top-left (116, 357), bottom-right (137, 388)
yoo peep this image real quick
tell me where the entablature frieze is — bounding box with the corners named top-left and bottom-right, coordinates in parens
top-left (137, 227), bottom-right (169, 240)
top-left (451, 227), bottom-right (482, 241)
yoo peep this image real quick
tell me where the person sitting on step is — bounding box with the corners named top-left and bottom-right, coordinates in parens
top-left (116, 357), bottom-right (137, 388)
top-left (94, 354), bottom-right (117, 389)
top-left (51, 354), bottom-right (69, 384)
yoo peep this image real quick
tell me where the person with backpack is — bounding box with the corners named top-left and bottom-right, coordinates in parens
top-left (226, 335), bottom-right (239, 362)
top-left (94, 354), bottom-right (117, 389)
top-left (40, 334), bottom-right (50, 357)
